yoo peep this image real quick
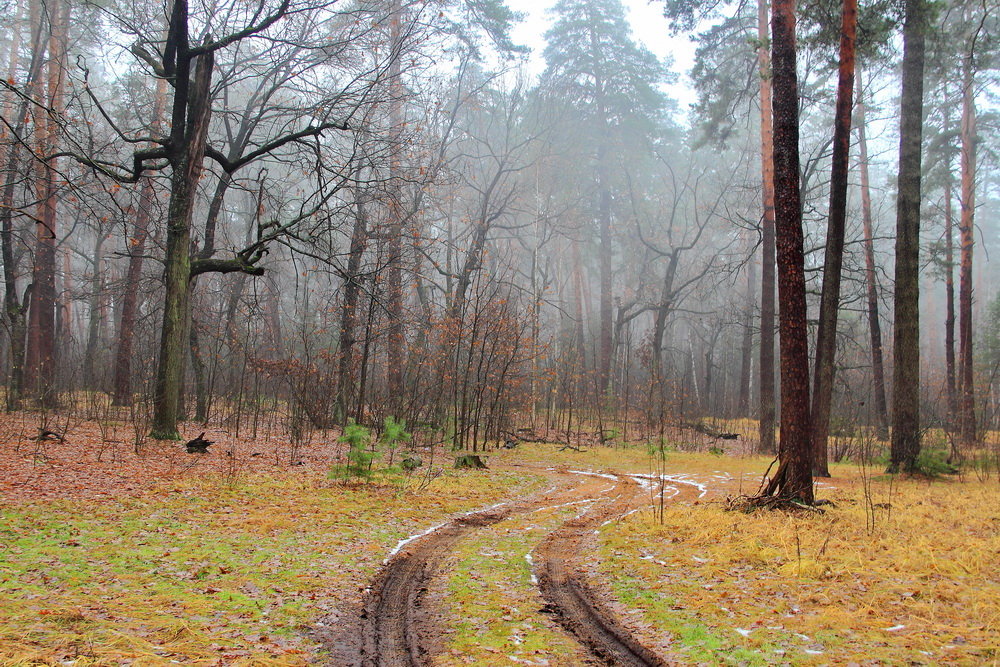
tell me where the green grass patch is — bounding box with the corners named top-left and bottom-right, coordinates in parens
top-left (439, 504), bottom-right (587, 665)
top-left (0, 469), bottom-right (544, 663)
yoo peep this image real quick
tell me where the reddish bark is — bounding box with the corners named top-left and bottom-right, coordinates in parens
top-left (769, 0), bottom-right (813, 502)
top-left (957, 52), bottom-right (977, 447)
top-left (810, 0), bottom-right (857, 477)
top-left (757, 0), bottom-right (777, 456)
top-left (25, 0), bottom-right (68, 407)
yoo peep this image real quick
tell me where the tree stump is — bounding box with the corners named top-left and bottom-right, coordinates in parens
top-left (454, 454), bottom-right (487, 469)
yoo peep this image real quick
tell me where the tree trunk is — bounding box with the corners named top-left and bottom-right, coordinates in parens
top-left (770, 0), bottom-right (813, 502)
top-left (2, 0), bottom-right (40, 411)
top-left (651, 252), bottom-right (679, 385)
top-left (757, 0), bottom-right (777, 455)
top-left (336, 185), bottom-right (369, 424)
top-left (943, 136), bottom-right (957, 429)
top-left (83, 231), bottom-right (108, 388)
top-left (810, 0), bottom-right (856, 477)
top-left (113, 75), bottom-right (165, 406)
top-left (25, 0), bottom-right (67, 407)
top-left (956, 49), bottom-right (977, 449)
top-left (385, 0), bottom-right (406, 404)
top-left (189, 315), bottom-right (208, 423)
top-left (738, 239), bottom-right (756, 417)
top-left (150, 38), bottom-right (215, 439)
top-left (597, 150), bottom-right (613, 397)
top-left (889, 0), bottom-right (928, 474)
top-left (856, 72), bottom-right (889, 439)
top-left (112, 176), bottom-right (155, 405)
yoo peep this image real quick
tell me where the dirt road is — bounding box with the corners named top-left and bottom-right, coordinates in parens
top-left (326, 467), bottom-right (685, 665)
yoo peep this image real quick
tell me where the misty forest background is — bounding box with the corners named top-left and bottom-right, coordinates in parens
top-left (1, 0), bottom-right (999, 484)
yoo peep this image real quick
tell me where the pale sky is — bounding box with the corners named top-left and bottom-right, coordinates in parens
top-left (503, 0), bottom-right (697, 109)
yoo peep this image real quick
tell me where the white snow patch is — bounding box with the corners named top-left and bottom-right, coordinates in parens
top-left (385, 499), bottom-right (511, 563)
top-left (525, 551), bottom-right (538, 584)
top-left (567, 469), bottom-right (619, 481)
top-left (386, 521), bottom-right (448, 562)
top-left (735, 627), bottom-right (752, 637)
top-left (631, 472), bottom-right (709, 498)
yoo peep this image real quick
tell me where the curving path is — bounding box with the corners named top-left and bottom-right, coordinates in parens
top-left (326, 466), bottom-right (689, 665)
top-left (534, 475), bottom-right (667, 666)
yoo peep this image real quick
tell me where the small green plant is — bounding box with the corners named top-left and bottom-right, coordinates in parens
top-left (331, 421), bottom-right (376, 481)
top-left (915, 447), bottom-right (959, 477)
top-left (380, 416), bottom-right (411, 466)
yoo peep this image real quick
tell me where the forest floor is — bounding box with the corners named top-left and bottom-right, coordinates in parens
top-left (0, 412), bottom-right (997, 665)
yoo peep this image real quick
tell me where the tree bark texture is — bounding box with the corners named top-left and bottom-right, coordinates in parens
top-left (151, 21), bottom-right (215, 438)
top-left (957, 50), bottom-right (977, 448)
top-left (25, 0), bottom-right (68, 407)
top-left (889, 0), bottom-right (927, 473)
top-left (738, 238), bottom-right (756, 417)
top-left (944, 147), bottom-right (957, 427)
top-left (810, 0), bottom-right (856, 477)
top-left (770, 0), bottom-right (813, 502)
top-left (757, 0), bottom-right (777, 455)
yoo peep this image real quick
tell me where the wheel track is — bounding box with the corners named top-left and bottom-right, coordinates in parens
top-left (534, 475), bottom-right (668, 666)
top-left (326, 467), bottom-right (679, 666)
top-left (327, 471), bottom-right (595, 666)
top-left (358, 506), bottom-right (512, 665)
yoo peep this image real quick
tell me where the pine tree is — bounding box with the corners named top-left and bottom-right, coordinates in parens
top-left (540, 0), bottom-right (671, 396)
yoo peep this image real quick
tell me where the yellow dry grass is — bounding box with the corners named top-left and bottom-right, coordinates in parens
top-left (600, 457), bottom-right (1000, 665)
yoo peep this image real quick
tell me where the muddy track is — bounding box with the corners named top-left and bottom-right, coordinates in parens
top-left (326, 469), bottom-right (675, 666)
top-left (534, 476), bottom-right (667, 666)
top-left (364, 507), bottom-right (512, 665)
top-left (327, 471), bottom-right (595, 666)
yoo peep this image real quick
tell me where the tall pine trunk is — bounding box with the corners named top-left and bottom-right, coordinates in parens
top-left (757, 0), bottom-right (777, 455)
top-left (856, 73), bottom-right (889, 439)
top-left (810, 0), bottom-right (857, 477)
top-left (943, 140), bottom-right (957, 428)
top-left (385, 0), bottom-right (405, 405)
top-left (889, 0), bottom-right (928, 474)
top-left (738, 238), bottom-right (756, 417)
top-left (112, 176), bottom-right (155, 405)
top-left (956, 49), bottom-right (977, 448)
top-left (113, 76), bottom-right (165, 406)
top-left (768, 0), bottom-right (813, 503)
top-left (25, 0), bottom-right (68, 407)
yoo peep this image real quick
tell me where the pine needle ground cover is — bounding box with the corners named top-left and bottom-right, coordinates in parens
top-left (598, 458), bottom-right (1000, 664)
top-left (0, 429), bottom-right (544, 665)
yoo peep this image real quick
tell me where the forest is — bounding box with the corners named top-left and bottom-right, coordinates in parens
top-left (0, 0), bottom-right (998, 663)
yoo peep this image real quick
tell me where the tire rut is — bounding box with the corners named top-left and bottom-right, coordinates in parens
top-left (534, 475), bottom-right (668, 666)
top-left (325, 471), bottom-right (599, 666)
top-left (325, 469), bottom-right (680, 666)
top-left (357, 507), bottom-right (512, 666)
